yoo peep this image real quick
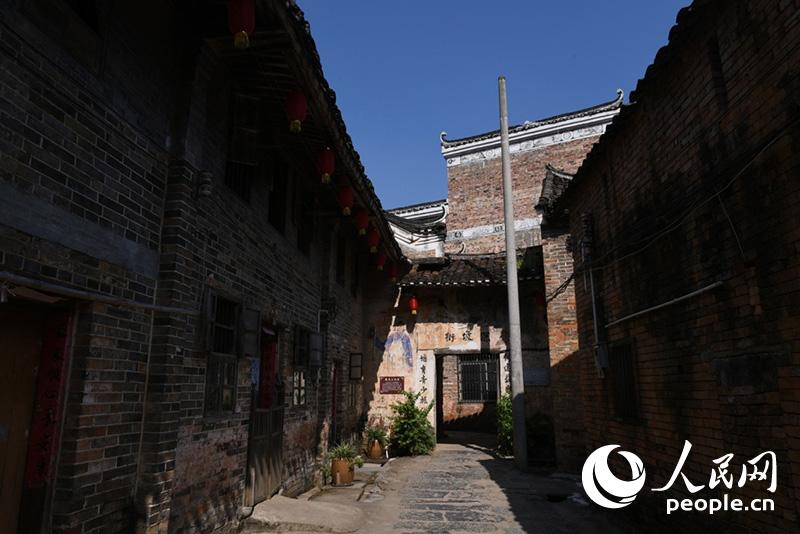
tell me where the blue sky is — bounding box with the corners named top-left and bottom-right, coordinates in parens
top-left (299, 1), bottom-right (688, 209)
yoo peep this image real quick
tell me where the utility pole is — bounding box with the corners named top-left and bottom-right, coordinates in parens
top-left (498, 76), bottom-right (527, 470)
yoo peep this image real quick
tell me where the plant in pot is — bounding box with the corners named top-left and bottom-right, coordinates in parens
top-left (364, 426), bottom-right (388, 459)
top-left (327, 442), bottom-right (364, 486)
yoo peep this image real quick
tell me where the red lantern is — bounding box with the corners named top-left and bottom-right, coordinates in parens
top-left (366, 228), bottom-right (380, 253)
top-left (228, 0), bottom-right (255, 49)
top-left (388, 263), bottom-right (398, 283)
top-left (318, 147), bottom-right (335, 184)
top-left (337, 185), bottom-right (354, 216)
top-left (408, 295), bottom-right (418, 315)
top-left (286, 90), bottom-right (307, 133)
top-left (376, 252), bottom-right (386, 271)
top-left (353, 208), bottom-right (369, 235)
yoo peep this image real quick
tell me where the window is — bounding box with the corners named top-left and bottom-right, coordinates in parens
top-left (292, 370), bottom-right (306, 406)
top-left (458, 354), bottom-right (498, 403)
top-left (350, 254), bottom-right (359, 297)
top-left (608, 341), bottom-right (638, 421)
top-left (335, 236), bottom-right (346, 286)
top-left (297, 192), bottom-right (314, 255)
top-left (225, 93), bottom-right (259, 202)
top-left (349, 353), bottom-right (363, 380)
top-left (268, 155), bottom-right (289, 232)
top-left (205, 295), bottom-right (240, 414)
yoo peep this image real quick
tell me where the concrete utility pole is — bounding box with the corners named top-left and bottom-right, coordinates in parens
top-left (498, 76), bottom-right (528, 470)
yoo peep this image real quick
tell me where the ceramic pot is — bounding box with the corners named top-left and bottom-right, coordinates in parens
top-left (330, 458), bottom-right (354, 486)
top-left (367, 440), bottom-right (384, 459)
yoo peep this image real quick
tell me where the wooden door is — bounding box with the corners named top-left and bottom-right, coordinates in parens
top-left (247, 328), bottom-right (284, 505)
top-left (0, 306), bottom-right (45, 533)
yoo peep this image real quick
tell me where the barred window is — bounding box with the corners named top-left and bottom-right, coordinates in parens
top-left (608, 341), bottom-right (638, 422)
top-left (205, 295), bottom-right (240, 414)
top-left (458, 354), bottom-right (498, 403)
top-left (292, 370), bottom-right (306, 406)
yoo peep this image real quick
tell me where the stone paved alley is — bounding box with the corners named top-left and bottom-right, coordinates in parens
top-left (247, 433), bottom-right (633, 534)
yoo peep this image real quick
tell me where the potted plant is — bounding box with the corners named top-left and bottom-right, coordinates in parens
top-left (328, 442), bottom-right (364, 486)
top-left (364, 426), bottom-right (388, 459)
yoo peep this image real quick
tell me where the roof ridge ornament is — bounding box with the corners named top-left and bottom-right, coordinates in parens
top-left (440, 89), bottom-right (624, 149)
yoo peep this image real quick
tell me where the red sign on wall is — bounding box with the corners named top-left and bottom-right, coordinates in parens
top-left (379, 376), bottom-right (405, 394)
top-left (24, 310), bottom-right (72, 488)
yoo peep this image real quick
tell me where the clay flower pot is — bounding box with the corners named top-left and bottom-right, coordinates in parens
top-left (368, 439), bottom-right (384, 460)
top-left (330, 458), bottom-right (354, 486)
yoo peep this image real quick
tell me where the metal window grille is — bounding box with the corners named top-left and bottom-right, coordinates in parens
top-left (205, 295), bottom-right (239, 414)
top-left (292, 370), bottom-right (306, 406)
top-left (458, 354), bottom-right (498, 402)
top-left (608, 342), bottom-right (638, 421)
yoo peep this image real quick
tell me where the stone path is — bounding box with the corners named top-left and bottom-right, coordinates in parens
top-left (389, 438), bottom-right (632, 534)
top-left (249, 433), bottom-right (634, 533)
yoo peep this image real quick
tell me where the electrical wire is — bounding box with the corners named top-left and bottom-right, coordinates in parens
top-left (583, 115), bottom-right (800, 274)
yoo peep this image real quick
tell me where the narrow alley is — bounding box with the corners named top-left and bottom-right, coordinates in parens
top-left (246, 433), bottom-right (632, 534)
top-left (0, 1), bottom-right (797, 533)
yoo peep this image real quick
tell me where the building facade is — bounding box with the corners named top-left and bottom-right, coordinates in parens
top-left (560, 0), bottom-right (800, 530)
top-left (377, 92), bottom-right (622, 468)
top-left (0, 1), bottom-right (399, 532)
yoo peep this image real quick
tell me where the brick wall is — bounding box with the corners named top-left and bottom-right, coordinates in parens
top-left (445, 136), bottom-right (599, 254)
top-left (0, 2), bottom-right (394, 532)
top-left (565, 1), bottom-right (800, 530)
top-left (541, 229), bottom-right (583, 469)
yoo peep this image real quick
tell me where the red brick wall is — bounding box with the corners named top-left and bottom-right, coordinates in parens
top-left (541, 229), bottom-right (583, 469)
top-left (445, 136), bottom-right (599, 254)
top-left (566, 1), bottom-right (800, 530)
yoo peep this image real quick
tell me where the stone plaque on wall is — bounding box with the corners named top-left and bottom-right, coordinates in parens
top-left (379, 376), bottom-right (405, 394)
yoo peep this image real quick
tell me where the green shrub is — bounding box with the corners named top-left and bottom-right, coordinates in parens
top-left (328, 442), bottom-right (364, 468)
top-left (497, 394), bottom-right (513, 455)
top-left (390, 391), bottom-right (435, 456)
top-left (365, 426), bottom-right (388, 447)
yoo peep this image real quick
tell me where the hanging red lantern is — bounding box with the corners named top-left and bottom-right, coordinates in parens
top-left (408, 295), bottom-right (418, 315)
top-left (337, 185), bottom-right (354, 216)
top-left (366, 228), bottom-right (380, 253)
top-left (318, 147), bottom-right (335, 184)
top-left (376, 252), bottom-right (386, 271)
top-left (286, 90), bottom-right (307, 133)
top-left (387, 263), bottom-right (398, 283)
top-left (353, 208), bottom-right (369, 235)
top-left (228, 0), bottom-right (255, 49)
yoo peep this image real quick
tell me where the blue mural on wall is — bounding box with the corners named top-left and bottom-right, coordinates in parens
top-left (384, 331), bottom-right (414, 369)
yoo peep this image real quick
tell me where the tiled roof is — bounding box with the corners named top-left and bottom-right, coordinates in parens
top-left (387, 199), bottom-right (448, 215)
top-left (536, 164), bottom-right (574, 222)
top-left (440, 90), bottom-right (624, 149)
top-left (399, 250), bottom-right (542, 287)
top-left (280, 1), bottom-right (403, 259)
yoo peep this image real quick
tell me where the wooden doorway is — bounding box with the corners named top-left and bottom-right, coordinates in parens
top-left (246, 325), bottom-right (284, 505)
top-left (1, 301), bottom-right (72, 534)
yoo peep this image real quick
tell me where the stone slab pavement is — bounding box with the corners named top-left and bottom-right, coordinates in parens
top-left (245, 434), bottom-right (636, 533)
